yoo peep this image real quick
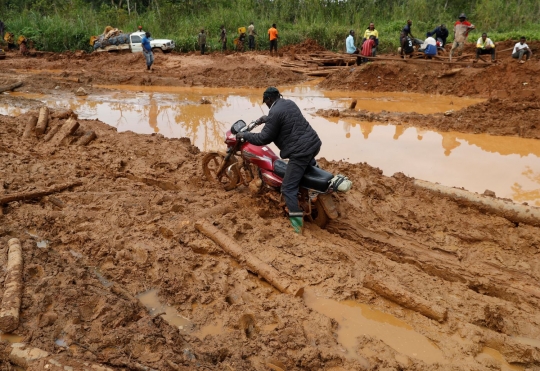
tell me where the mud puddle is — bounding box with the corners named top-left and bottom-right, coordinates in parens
top-left (303, 288), bottom-right (445, 364)
top-left (478, 347), bottom-right (524, 371)
top-left (137, 289), bottom-right (193, 332)
top-left (2, 86), bottom-right (539, 205)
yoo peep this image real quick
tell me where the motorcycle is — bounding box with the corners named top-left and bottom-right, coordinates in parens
top-left (202, 119), bottom-right (351, 228)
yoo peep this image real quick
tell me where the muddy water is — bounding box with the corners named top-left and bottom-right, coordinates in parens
top-left (478, 347), bottom-right (524, 371)
top-left (137, 289), bottom-right (193, 331)
top-left (3, 85), bottom-right (539, 205)
top-left (303, 288), bottom-right (445, 364)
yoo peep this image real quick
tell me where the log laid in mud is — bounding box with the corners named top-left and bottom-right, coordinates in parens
top-left (49, 117), bottom-right (79, 146)
top-left (364, 274), bottom-right (447, 322)
top-left (414, 179), bottom-right (540, 227)
top-left (0, 239), bottom-right (23, 332)
top-left (78, 130), bottom-right (97, 146)
top-left (0, 181), bottom-right (82, 205)
top-left (0, 81), bottom-right (23, 94)
top-left (22, 116), bottom-right (38, 139)
top-left (35, 106), bottom-right (49, 135)
top-left (195, 220), bottom-right (304, 297)
top-left (42, 123), bottom-right (62, 142)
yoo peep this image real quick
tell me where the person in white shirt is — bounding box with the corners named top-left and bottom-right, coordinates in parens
top-left (476, 33), bottom-right (496, 62)
top-left (512, 36), bottom-right (532, 63)
top-left (346, 30), bottom-right (361, 66)
top-left (419, 32), bottom-right (437, 58)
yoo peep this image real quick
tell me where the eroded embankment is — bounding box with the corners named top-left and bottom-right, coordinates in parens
top-left (1, 109), bottom-right (540, 370)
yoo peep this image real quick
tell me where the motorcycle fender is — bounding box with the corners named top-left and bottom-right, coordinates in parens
top-left (318, 194), bottom-right (339, 220)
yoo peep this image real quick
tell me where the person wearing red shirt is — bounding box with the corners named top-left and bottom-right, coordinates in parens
top-left (449, 13), bottom-right (475, 61)
top-left (361, 35), bottom-right (376, 63)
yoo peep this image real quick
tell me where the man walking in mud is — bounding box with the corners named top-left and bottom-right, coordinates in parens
top-left (268, 23), bottom-right (279, 57)
top-left (236, 87), bottom-right (322, 234)
top-left (141, 31), bottom-right (154, 72)
top-left (248, 21), bottom-right (256, 51)
top-left (449, 13), bottom-right (475, 61)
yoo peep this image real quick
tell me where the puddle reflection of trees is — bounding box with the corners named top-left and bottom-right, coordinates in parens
top-left (512, 167), bottom-right (540, 207)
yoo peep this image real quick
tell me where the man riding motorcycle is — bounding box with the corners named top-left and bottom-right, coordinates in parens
top-left (236, 87), bottom-right (322, 234)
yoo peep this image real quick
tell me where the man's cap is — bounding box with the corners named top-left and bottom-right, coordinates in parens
top-left (459, 13), bottom-right (466, 18)
top-left (262, 87), bottom-right (280, 103)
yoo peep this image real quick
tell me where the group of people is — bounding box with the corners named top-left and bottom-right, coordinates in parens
top-left (197, 22), bottom-right (279, 56)
top-left (347, 13), bottom-right (534, 64)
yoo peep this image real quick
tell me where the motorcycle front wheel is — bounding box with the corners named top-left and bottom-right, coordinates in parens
top-left (202, 152), bottom-right (239, 191)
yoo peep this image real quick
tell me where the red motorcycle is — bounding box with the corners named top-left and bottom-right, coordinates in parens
top-left (202, 120), bottom-right (351, 228)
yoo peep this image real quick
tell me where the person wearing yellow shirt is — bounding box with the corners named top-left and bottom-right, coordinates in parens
top-left (476, 32), bottom-right (495, 62)
top-left (362, 23), bottom-right (379, 56)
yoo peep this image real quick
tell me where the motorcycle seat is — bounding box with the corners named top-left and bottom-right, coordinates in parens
top-left (274, 159), bottom-right (333, 192)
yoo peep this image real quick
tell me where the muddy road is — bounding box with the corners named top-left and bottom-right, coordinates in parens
top-left (0, 41), bottom-right (540, 370)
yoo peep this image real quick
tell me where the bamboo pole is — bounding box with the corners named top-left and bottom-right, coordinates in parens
top-left (0, 181), bottom-right (82, 205)
top-left (414, 179), bottom-right (540, 227)
top-left (0, 239), bottom-right (24, 332)
top-left (364, 275), bottom-right (447, 322)
top-left (195, 220), bottom-right (304, 297)
top-left (35, 106), bottom-right (49, 135)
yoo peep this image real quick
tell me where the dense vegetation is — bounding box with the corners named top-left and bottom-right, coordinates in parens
top-left (2, 0), bottom-right (540, 53)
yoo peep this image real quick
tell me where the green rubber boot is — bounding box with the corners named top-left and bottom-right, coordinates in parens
top-left (289, 216), bottom-right (304, 234)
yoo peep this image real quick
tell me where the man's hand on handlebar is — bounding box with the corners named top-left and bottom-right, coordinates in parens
top-left (236, 132), bottom-right (246, 142)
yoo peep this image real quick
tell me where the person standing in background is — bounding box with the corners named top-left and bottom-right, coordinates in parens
top-left (449, 13), bottom-right (475, 61)
top-left (141, 31), bottom-right (154, 71)
top-left (268, 23), bottom-right (279, 57)
top-left (198, 29), bottom-right (207, 55)
top-left (220, 25), bottom-right (227, 51)
top-left (362, 23), bottom-right (379, 56)
top-left (248, 21), bottom-right (256, 51)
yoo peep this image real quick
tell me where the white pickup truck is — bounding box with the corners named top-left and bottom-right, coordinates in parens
top-left (93, 31), bottom-right (175, 53)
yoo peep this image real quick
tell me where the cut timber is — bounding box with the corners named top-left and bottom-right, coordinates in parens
top-left (195, 220), bottom-right (304, 296)
top-left (0, 81), bottom-right (23, 94)
top-left (305, 70), bottom-right (334, 77)
top-left (35, 106), bottom-right (49, 135)
top-left (360, 56), bottom-right (490, 67)
top-left (414, 179), bottom-right (540, 227)
top-left (22, 116), bottom-right (38, 139)
top-left (42, 123), bottom-right (62, 142)
top-left (78, 130), bottom-right (97, 146)
top-left (0, 239), bottom-right (23, 332)
top-left (349, 99), bottom-right (357, 109)
top-left (0, 181), bottom-right (82, 205)
top-left (49, 117), bottom-right (79, 146)
top-left (364, 274), bottom-right (447, 322)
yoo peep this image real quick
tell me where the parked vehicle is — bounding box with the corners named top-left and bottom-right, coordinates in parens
top-left (92, 31), bottom-right (175, 53)
top-left (202, 119), bottom-right (352, 228)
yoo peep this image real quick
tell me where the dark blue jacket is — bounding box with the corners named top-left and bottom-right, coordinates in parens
top-left (243, 98), bottom-right (321, 159)
top-left (431, 26), bottom-right (449, 44)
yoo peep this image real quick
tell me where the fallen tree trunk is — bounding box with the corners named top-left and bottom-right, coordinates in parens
top-left (414, 179), bottom-right (540, 228)
top-left (0, 81), bottom-right (23, 94)
top-left (364, 274), bottom-right (447, 322)
top-left (35, 106), bottom-right (49, 135)
top-left (0, 239), bottom-right (23, 332)
top-left (195, 220), bottom-right (304, 297)
top-left (22, 116), bottom-right (38, 139)
top-left (0, 181), bottom-right (82, 205)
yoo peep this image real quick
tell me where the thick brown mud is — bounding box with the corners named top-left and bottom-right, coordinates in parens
top-left (0, 41), bottom-right (539, 370)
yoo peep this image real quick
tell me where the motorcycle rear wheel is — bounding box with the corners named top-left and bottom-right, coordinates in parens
top-left (202, 152), bottom-right (239, 191)
top-left (311, 198), bottom-right (329, 228)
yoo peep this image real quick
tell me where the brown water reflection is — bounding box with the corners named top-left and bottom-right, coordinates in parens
top-left (2, 85), bottom-right (538, 205)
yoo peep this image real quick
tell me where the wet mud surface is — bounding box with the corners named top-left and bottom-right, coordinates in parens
top-left (0, 41), bottom-right (539, 370)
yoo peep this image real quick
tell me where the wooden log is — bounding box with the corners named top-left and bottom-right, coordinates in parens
top-left (0, 181), bottom-right (82, 205)
top-left (42, 123), bottom-right (62, 142)
top-left (305, 71), bottom-right (334, 77)
top-left (0, 81), bottom-right (23, 94)
top-left (414, 179), bottom-right (540, 227)
top-left (349, 99), bottom-right (357, 109)
top-left (49, 117), bottom-right (79, 146)
top-left (0, 239), bottom-right (24, 332)
top-left (195, 220), bottom-right (304, 297)
top-left (22, 116), bottom-right (38, 139)
top-left (364, 274), bottom-right (447, 322)
top-left (77, 130), bottom-right (97, 146)
top-left (47, 196), bottom-right (65, 209)
top-left (35, 106), bottom-right (49, 135)
top-left (360, 56), bottom-right (491, 67)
